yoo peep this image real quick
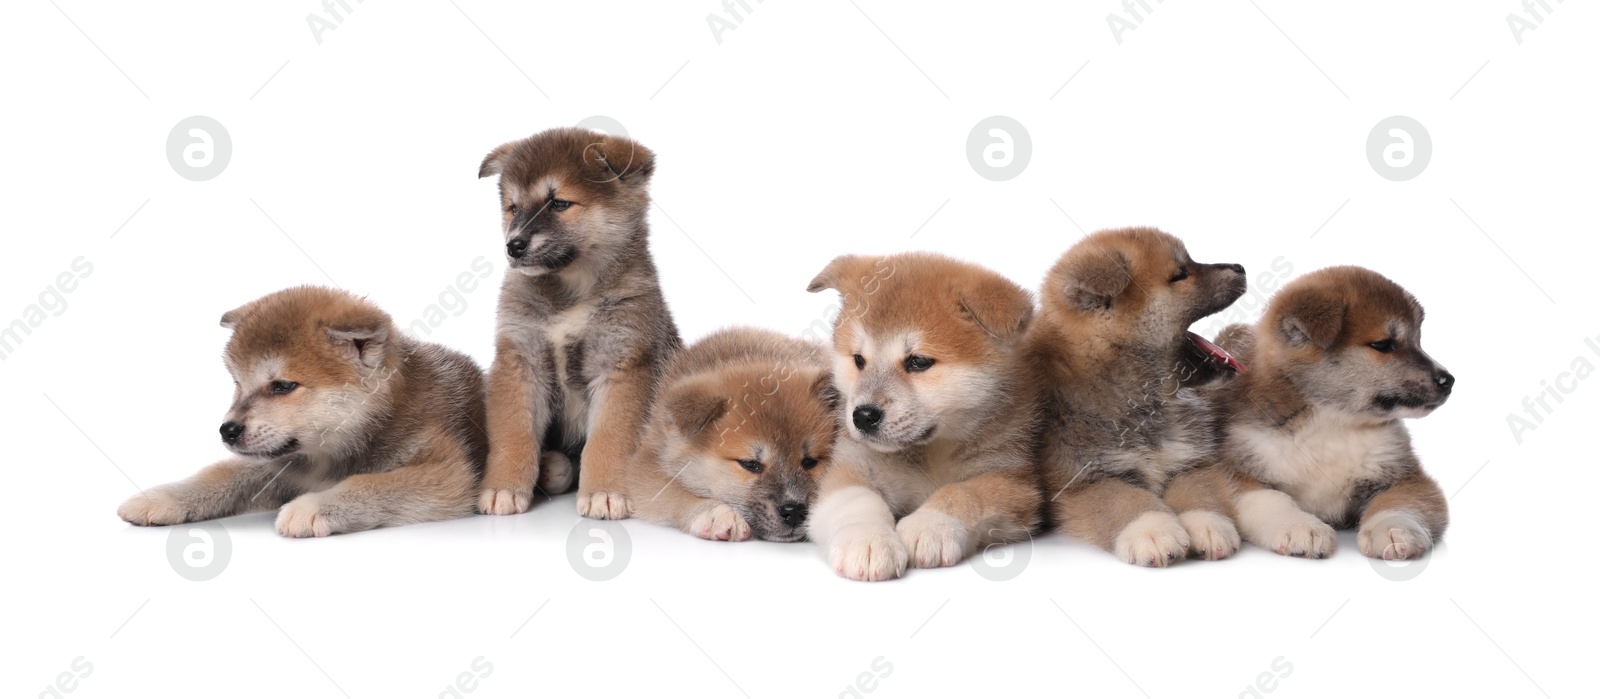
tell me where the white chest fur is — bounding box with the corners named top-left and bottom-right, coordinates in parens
top-left (546, 300), bottom-right (597, 444)
top-left (1232, 409), bottom-right (1406, 522)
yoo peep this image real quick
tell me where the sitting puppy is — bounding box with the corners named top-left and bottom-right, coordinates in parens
top-left (806, 253), bottom-right (1041, 581)
top-left (475, 127), bottom-right (680, 519)
top-left (116, 286), bottom-right (487, 537)
top-left (1029, 228), bottom-right (1249, 566)
top-left (1203, 266), bottom-right (1453, 559)
top-left (626, 328), bottom-right (838, 542)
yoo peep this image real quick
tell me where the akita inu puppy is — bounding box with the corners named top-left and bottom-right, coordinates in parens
top-left (1201, 266), bottom-right (1453, 559)
top-left (476, 127), bottom-right (680, 519)
top-left (1029, 228), bottom-right (1248, 566)
top-left (116, 286), bottom-right (487, 537)
top-left (806, 253), bottom-right (1041, 581)
top-left (627, 328), bottom-right (838, 542)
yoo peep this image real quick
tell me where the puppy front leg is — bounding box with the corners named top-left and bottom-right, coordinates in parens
top-left (118, 458), bottom-right (296, 526)
top-left (1163, 465), bottom-right (1244, 561)
top-left (896, 471), bottom-right (1039, 569)
top-left (811, 470), bottom-right (906, 582)
top-left (481, 339), bottom-right (551, 515)
top-left (575, 365), bottom-right (653, 520)
top-left (1055, 478), bottom-right (1189, 567)
top-left (277, 453), bottom-right (478, 537)
top-left (1357, 470), bottom-right (1448, 560)
top-left (1231, 476), bottom-right (1336, 558)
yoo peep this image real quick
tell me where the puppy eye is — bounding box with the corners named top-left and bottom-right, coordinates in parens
top-left (270, 380), bottom-right (299, 395)
top-left (549, 199), bottom-right (573, 212)
top-left (904, 355), bottom-right (936, 372)
top-left (506, 203), bottom-right (518, 214)
top-left (853, 354), bottom-right (865, 370)
top-left (737, 459), bottom-right (764, 474)
top-left (801, 456), bottom-right (819, 469)
top-left (1169, 267), bottom-right (1189, 283)
top-left (1368, 339), bottom-right (1396, 353)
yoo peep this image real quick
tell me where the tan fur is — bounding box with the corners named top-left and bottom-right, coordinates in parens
top-left (476, 127), bottom-right (680, 519)
top-left (1207, 266), bottom-right (1453, 559)
top-left (625, 328), bottom-right (838, 542)
top-left (116, 286), bottom-right (487, 536)
top-left (1028, 228), bottom-right (1248, 565)
top-left (806, 252), bottom-right (1042, 581)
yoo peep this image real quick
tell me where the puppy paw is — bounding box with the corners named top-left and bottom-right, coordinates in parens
top-left (275, 495), bottom-right (339, 538)
top-left (690, 504), bottom-right (751, 541)
top-left (1358, 511), bottom-right (1431, 560)
top-left (1179, 510), bottom-right (1241, 561)
top-left (827, 526), bottom-right (908, 582)
top-left (576, 490), bottom-right (632, 520)
top-left (1113, 511), bottom-right (1191, 567)
top-left (1262, 513), bottom-right (1337, 558)
top-left (895, 509), bottom-right (973, 568)
top-left (536, 451), bottom-right (578, 495)
top-left (117, 491), bottom-right (188, 526)
top-left (477, 487), bottom-right (532, 516)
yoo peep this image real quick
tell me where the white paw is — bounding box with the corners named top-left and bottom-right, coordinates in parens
top-left (895, 509), bottom-right (973, 568)
top-left (537, 452), bottom-right (577, 495)
top-left (275, 495), bottom-right (338, 538)
top-left (1262, 513), bottom-right (1337, 558)
top-left (691, 504), bottom-right (751, 541)
top-left (1179, 510), bottom-right (1241, 561)
top-left (1358, 511), bottom-right (1431, 560)
top-left (576, 490), bottom-right (632, 520)
top-left (827, 526), bottom-right (908, 582)
top-left (477, 487), bottom-right (532, 516)
top-left (117, 491), bottom-right (187, 526)
top-left (1113, 511), bottom-right (1191, 567)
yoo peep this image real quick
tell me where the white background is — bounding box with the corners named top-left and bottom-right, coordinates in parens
top-left (3, 1), bottom-right (1595, 697)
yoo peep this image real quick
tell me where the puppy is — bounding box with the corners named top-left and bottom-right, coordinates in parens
top-left (806, 253), bottom-right (1041, 581)
top-left (627, 327), bottom-right (838, 542)
top-left (1028, 227), bottom-right (1248, 566)
top-left (1200, 266), bottom-right (1453, 559)
top-left (116, 286), bottom-right (486, 537)
top-left (476, 127), bottom-right (680, 519)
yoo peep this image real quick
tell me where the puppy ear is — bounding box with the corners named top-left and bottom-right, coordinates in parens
top-left (584, 134), bottom-right (656, 185)
top-left (1275, 286), bottom-right (1344, 349)
top-left (220, 305), bottom-right (246, 330)
top-left (326, 325), bottom-right (391, 370)
top-left (808, 369), bottom-right (841, 413)
top-left (806, 255), bottom-right (867, 294)
top-left (1058, 249), bottom-right (1131, 312)
top-left (958, 277), bottom-right (1034, 342)
top-left (663, 375), bottom-right (729, 438)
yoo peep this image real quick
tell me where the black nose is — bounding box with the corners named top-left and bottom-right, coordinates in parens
top-left (1224, 263), bottom-right (1245, 275)
top-left (219, 421), bottom-right (245, 445)
top-left (852, 405), bottom-right (884, 432)
top-left (778, 502), bottom-right (808, 527)
top-left (1434, 371), bottom-right (1455, 394)
top-left (506, 237), bottom-right (529, 258)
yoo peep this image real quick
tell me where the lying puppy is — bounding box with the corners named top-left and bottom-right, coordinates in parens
top-left (476, 127), bottom-right (680, 519)
top-left (1203, 266), bottom-right (1453, 559)
top-left (1029, 228), bottom-right (1249, 566)
top-left (806, 253), bottom-right (1041, 581)
top-left (116, 286), bottom-right (486, 537)
top-left (627, 328), bottom-right (838, 542)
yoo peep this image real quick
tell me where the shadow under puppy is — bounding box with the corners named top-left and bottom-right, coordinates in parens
top-left (1186, 266), bottom-right (1453, 559)
top-left (116, 286), bottom-right (487, 537)
top-left (1029, 227), bottom-right (1248, 566)
top-left (806, 252), bottom-right (1041, 581)
top-left (626, 328), bottom-right (838, 542)
top-left (476, 127), bottom-right (680, 519)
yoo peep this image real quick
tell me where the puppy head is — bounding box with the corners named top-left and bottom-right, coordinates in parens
top-left (1261, 266), bottom-right (1454, 419)
top-left (1041, 227), bottom-right (1249, 385)
top-left (807, 252), bottom-right (1032, 450)
top-left (657, 364), bottom-right (839, 542)
top-left (478, 127), bottom-right (656, 276)
top-left (217, 286), bottom-right (398, 461)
